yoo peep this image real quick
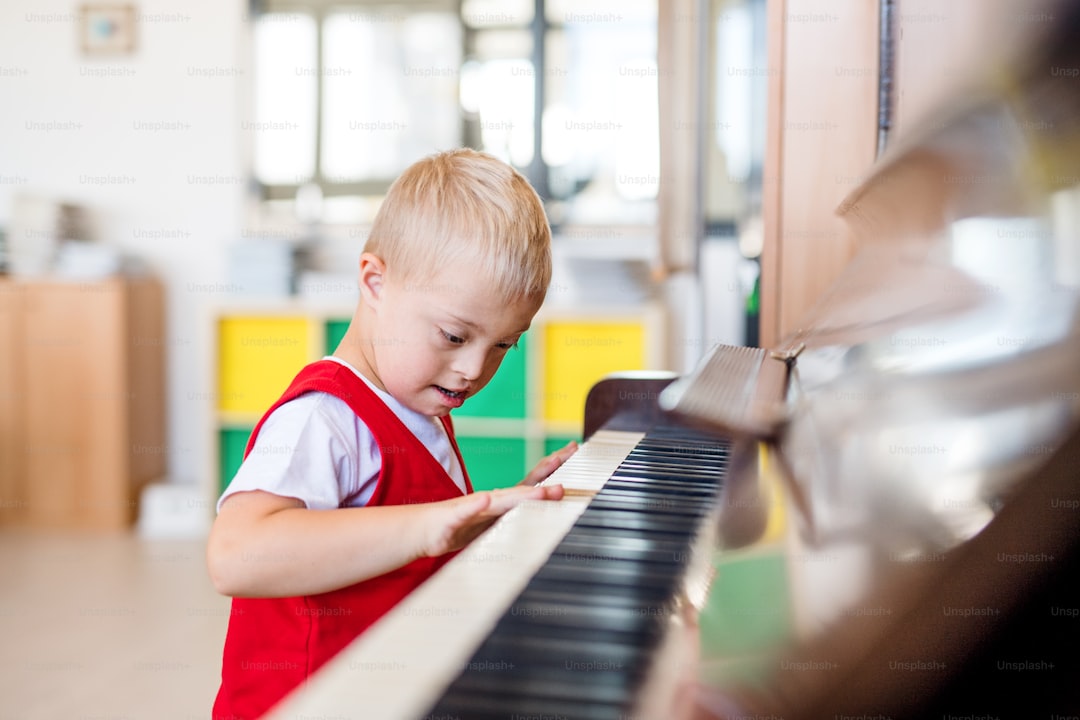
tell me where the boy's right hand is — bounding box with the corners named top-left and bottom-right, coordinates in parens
top-left (422, 484), bottom-right (564, 558)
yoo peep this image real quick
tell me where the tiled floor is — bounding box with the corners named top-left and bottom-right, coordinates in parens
top-left (0, 529), bottom-right (230, 719)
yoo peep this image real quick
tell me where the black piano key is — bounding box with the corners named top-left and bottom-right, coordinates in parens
top-left (548, 539), bottom-right (685, 564)
top-left (621, 447), bottom-right (730, 461)
top-left (526, 566), bottom-right (683, 598)
top-left (435, 689), bottom-right (632, 720)
top-left (607, 466), bottom-right (724, 479)
top-left (448, 638), bottom-right (654, 707)
top-left (551, 533), bottom-right (689, 559)
top-left (497, 601), bottom-right (663, 639)
top-left (594, 491), bottom-right (715, 508)
top-left (513, 584), bottom-right (674, 613)
top-left (608, 468), bottom-right (725, 485)
top-left (536, 559), bottom-right (688, 582)
top-left (572, 513), bottom-right (703, 536)
top-left (469, 633), bottom-right (654, 675)
top-left (593, 492), bottom-right (715, 508)
top-left (437, 685), bottom-right (633, 716)
top-left (582, 499), bottom-right (713, 519)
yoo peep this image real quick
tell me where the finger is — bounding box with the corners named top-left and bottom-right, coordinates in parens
top-left (447, 491), bottom-right (492, 527)
top-left (512, 483), bottom-right (563, 502)
top-left (546, 441), bottom-right (578, 467)
top-left (424, 492), bottom-right (494, 557)
top-left (485, 483), bottom-right (564, 514)
top-left (547, 444), bottom-right (577, 473)
top-left (537, 483), bottom-right (565, 501)
top-left (520, 469), bottom-right (542, 487)
top-left (520, 464), bottom-right (545, 486)
top-left (522, 442), bottom-right (578, 486)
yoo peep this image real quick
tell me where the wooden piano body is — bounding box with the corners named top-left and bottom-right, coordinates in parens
top-left (267, 6), bottom-right (1080, 719)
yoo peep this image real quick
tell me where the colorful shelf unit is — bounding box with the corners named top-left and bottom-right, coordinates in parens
top-left (207, 302), bottom-right (666, 506)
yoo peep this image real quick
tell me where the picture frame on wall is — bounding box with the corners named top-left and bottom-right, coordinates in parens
top-left (79, 4), bottom-right (137, 56)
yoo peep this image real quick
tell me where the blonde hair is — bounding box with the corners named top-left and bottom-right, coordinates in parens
top-left (364, 148), bottom-right (552, 303)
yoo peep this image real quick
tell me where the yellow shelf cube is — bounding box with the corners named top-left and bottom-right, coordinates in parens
top-left (218, 317), bottom-right (314, 414)
top-left (542, 321), bottom-right (645, 423)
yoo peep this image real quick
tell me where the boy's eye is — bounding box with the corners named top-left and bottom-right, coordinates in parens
top-left (496, 338), bottom-right (521, 351)
top-left (441, 329), bottom-right (465, 345)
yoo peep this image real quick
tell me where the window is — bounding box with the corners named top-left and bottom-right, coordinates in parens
top-left (250, 0), bottom-right (659, 229)
top-left (251, 2), bottom-right (462, 223)
top-left (252, 13), bottom-right (318, 185)
top-left (460, 0), bottom-right (659, 226)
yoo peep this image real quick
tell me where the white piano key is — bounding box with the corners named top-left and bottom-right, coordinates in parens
top-left (265, 430), bottom-right (644, 720)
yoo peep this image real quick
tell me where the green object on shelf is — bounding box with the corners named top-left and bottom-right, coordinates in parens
top-left (746, 275), bottom-right (760, 315)
top-left (219, 427), bottom-right (254, 495)
top-left (456, 435), bottom-right (527, 491)
top-left (325, 318), bottom-right (350, 356)
top-left (454, 332), bottom-right (528, 419)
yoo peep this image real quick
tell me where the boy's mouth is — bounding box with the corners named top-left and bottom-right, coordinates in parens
top-left (435, 385), bottom-right (467, 400)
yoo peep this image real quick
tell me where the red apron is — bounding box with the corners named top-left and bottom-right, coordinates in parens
top-left (212, 360), bottom-right (471, 719)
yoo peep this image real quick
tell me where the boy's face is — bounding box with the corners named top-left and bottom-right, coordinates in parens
top-left (357, 253), bottom-right (541, 417)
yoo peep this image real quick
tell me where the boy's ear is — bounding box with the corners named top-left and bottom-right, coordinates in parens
top-left (358, 252), bottom-right (386, 306)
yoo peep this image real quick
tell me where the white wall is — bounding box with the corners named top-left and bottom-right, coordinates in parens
top-left (0, 0), bottom-right (249, 488)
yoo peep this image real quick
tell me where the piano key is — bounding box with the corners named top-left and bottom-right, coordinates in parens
top-left (549, 535), bottom-right (692, 564)
top-left (432, 647), bottom-right (659, 711)
top-left (434, 689), bottom-right (632, 720)
top-left (423, 424), bottom-right (728, 719)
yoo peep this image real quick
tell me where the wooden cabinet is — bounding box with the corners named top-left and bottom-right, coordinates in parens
top-left (759, 0), bottom-right (1033, 348)
top-left (0, 276), bottom-right (165, 530)
top-left (761, 0), bottom-right (881, 348)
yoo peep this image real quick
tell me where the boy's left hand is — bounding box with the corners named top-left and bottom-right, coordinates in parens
top-left (520, 440), bottom-right (578, 486)
top-left (422, 483), bottom-right (565, 558)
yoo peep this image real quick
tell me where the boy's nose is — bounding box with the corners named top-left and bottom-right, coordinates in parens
top-left (452, 346), bottom-right (487, 382)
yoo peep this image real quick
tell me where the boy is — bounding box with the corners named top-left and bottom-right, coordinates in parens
top-left (207, 148), bottom-right (577, 719)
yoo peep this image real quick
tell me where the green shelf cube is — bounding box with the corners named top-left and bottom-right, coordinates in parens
top-left (325, 318), bottom-right (350, 356)
top-left (456, 435), bottom-right (527, 491)
top-left (454, 333), bottom-right (527, 419)
top-left (219, 427), bottom-right (254, 495)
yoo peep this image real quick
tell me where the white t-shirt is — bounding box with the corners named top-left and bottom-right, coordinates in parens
top-left (216, 356), bottom-right (466, 512)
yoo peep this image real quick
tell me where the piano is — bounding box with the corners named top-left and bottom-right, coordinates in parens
top-left (267, 5), bottom-right (1080, 719)
top-left (265, 373), bottom-right (731, 720)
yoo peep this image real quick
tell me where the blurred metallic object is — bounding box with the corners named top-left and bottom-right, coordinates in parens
top-left (675, 1), bottom-right (1080, 717)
